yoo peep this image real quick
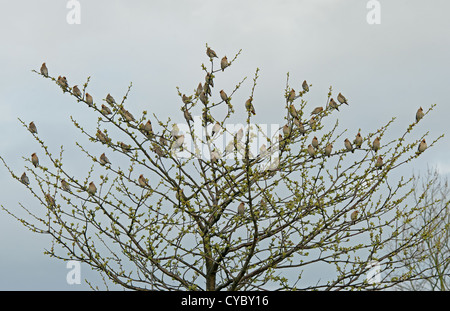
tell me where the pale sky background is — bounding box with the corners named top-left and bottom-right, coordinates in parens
top-left (0, 0), bottom-right (449, 290)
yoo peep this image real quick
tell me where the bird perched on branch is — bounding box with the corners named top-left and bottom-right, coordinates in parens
top-left (289, 104), bottom-right (298, 119)
top-left (237, 202), bottom-right (245, 215)
top-left (372, 137), bottom-right (380, 152)
top-left (31, 153), bottom-right (39, 168)
top-left (96, 130), bottom-right (110, 144)
top-left (72, 85), bottom-right (82, 98)
top-left (344, 139), bottom-right (354, 153)
top-left (416, 107), bottom-right (424, 122)
top-left (221, 56), bottom-right (229, 71)
top-left (312, 136), bottom-right (319, 149)
top-left (287, 89), bottom-right (296, 102)
top-left (183, 107), bottom-right (193, 123)
top-left (20, 172), bottom-right (29, 185)
top-left (45, 193), bottom-right (56, 208)
top-left (283, 124), bottom-right (291, 138)
top-left (206, 47), bottom-right (218, 59)
top-left (86, 93), bottom-right (94, 107)
top-left (196, 83), bottom-right (203, 96)
top-left (40, 63), bottom-right (48, 77)
top-left (350, 210), bottom-right (358, 224)
top-left (119, 142), bottom-right (132, 153)
top-left (220, 90), bottom-right (229, 103)
top-left (337, 93), bottom-right (348, 105)
top-left (302, 80), bottom-right (309, 92)
top-left (325, 143), bottom-right (333, 157)
top-left (61, 179), bottom-right (71, 192)
top-left (87, 182), bottom-right (97, 196)
top-left (354, 132), bottom-right (363, 148)
top-left (311, 107), bottom-right (323, 115)
top-left (138, 174), bottom-right (149, 188)
top-left (182, 94), bottom-right (192, 105)
top-left (307, 144), bottom-right (316, 158)
top-left (99, 153), bottom-right (111, 165)
top-left (211, 122), bottom-right (221, 137)
top-left (106, 93), bottom-right (116, 105)
top-left (57, 76), bottom-right (68, 90)
top-left (120, 108), bottom-right (135, 123)
top-left (245, 97), bottom-right (256, 115)
top-left (28, 121), bottom-right (38, 134)
top-left (101, 104), bottom-right (112, 116)
top-left (140, 120), bottom-right (153, 137)
top-left (375, 156), bottom-right (383, 169)
top-left (329, 98), bottom-right (339, 111)
top-left (417, 139), bottom-right (427, 154)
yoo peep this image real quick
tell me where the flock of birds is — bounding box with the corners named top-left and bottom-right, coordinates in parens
top-left (19, 50), bottom-right (428, 217)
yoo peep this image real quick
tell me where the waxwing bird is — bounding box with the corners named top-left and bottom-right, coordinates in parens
top-left (40, 63), bottom-right (48, 77)
top-left (172, 135), bottom-right (185, 150)
top-left (153, 144), bottom-right (165, 157)
top-left (87, 182), bottom-right (97, 196)
top-left (106, 93), bottom-right (115, 105)
top-left (183, 107), bottom-right (193, 123)
top-left (375, 155), bottom-right (383, 169)
top-left (141, 120), bottom-right (153, 136)
top-left (20, 172), bottom-right (29, 185)
top-left (72, 85), bottom-right (82, 98)
top-left (45, 193), bottom-right (56, 208)
top-left (202, 110), bottom-right (213, 125)
top-left (196, 83), bottom-right (203, 96)
top-left (61, 179), bottom-right (71, 192)
top-left (171, 124), bottom-right (180, 138)
top-left (31, 153), bottom-right (39, 168)
top-left (311, 106), bottom-right (323, 115)
top-left (120, 108), bottom-right (135, 122)
top-left (287, 89), bottom-right (296, 102)
top-left (325, 143), bottom-right (333, 157)
top-left (372, 137), bottom-right (380, 152)
top-left (206, 47), bottom-right (218, 59)
top-left (199, 91), bottom-right (208, 105)
top-left (120, 142), bottom-right (132, 153)
top-left (302, 80), bottom-right (309, 92)
top-left (237, 202), bottom-right (245, 215)
top-left (86, 93), bottom-right (94, 107)
top-left (289, 104), bottom-right (298, 118)
top-left (329, 98), bottom-right (339, 111)
top-left (344, 139), bottom-right (354, 153)
top-left (57, 76), bottom-right (68, 89)
top-left (283, 124), bottom-right (291, 137)
top-left (295, 119), bottom-right (306, 135)
top-left (354, 132), bottom-right (363, 148)
top-left (221, 56), bottom-right (229, 71)
top-left (220, 89), bottom-right (229, 102)
top-left (307, 144), bottom-right (316, 158)
top-left (138, 174), bottom-right (149, 188)
top-left (211, 122), bottom-right (221, 137)
top-left (205, 73), bottom-right (214, 87)
top-left (245, 97), bottom-right (256, 115)
top-left (28, 121), bottom-right (38, 134)
top-left (337, 93), bottom-right (348, 105)
top-left (203, 82), bottom-right (212, 96)
top-left (417, 139), bottom-right (427, 154)
top-left (182, 94), bottom-right (191, 105)
top-left (101, 104), bottom-right (112, 116)
top-left (278, 134), bottom-right (286, 150)
top-left (312, 136), bottom-right (319, 149)
top-left (309, 116), bottom-right (317, 129)
top-left (416, 107), bottom-right (424, 122)
top-left (350, 210), bottom-right (358, 224)
top-left (96, 130), bottom-right (109, 144)
top-left (99, 153), bottom-right (111, 165)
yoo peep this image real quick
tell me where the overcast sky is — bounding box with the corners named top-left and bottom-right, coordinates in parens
top-left (1, 0), bottom-right (449, 290)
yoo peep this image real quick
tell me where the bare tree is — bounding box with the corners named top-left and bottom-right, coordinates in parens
top-left (392, 167), bottom-right (450, 291)
top-left (0, 45), bottom-right (444, 291)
